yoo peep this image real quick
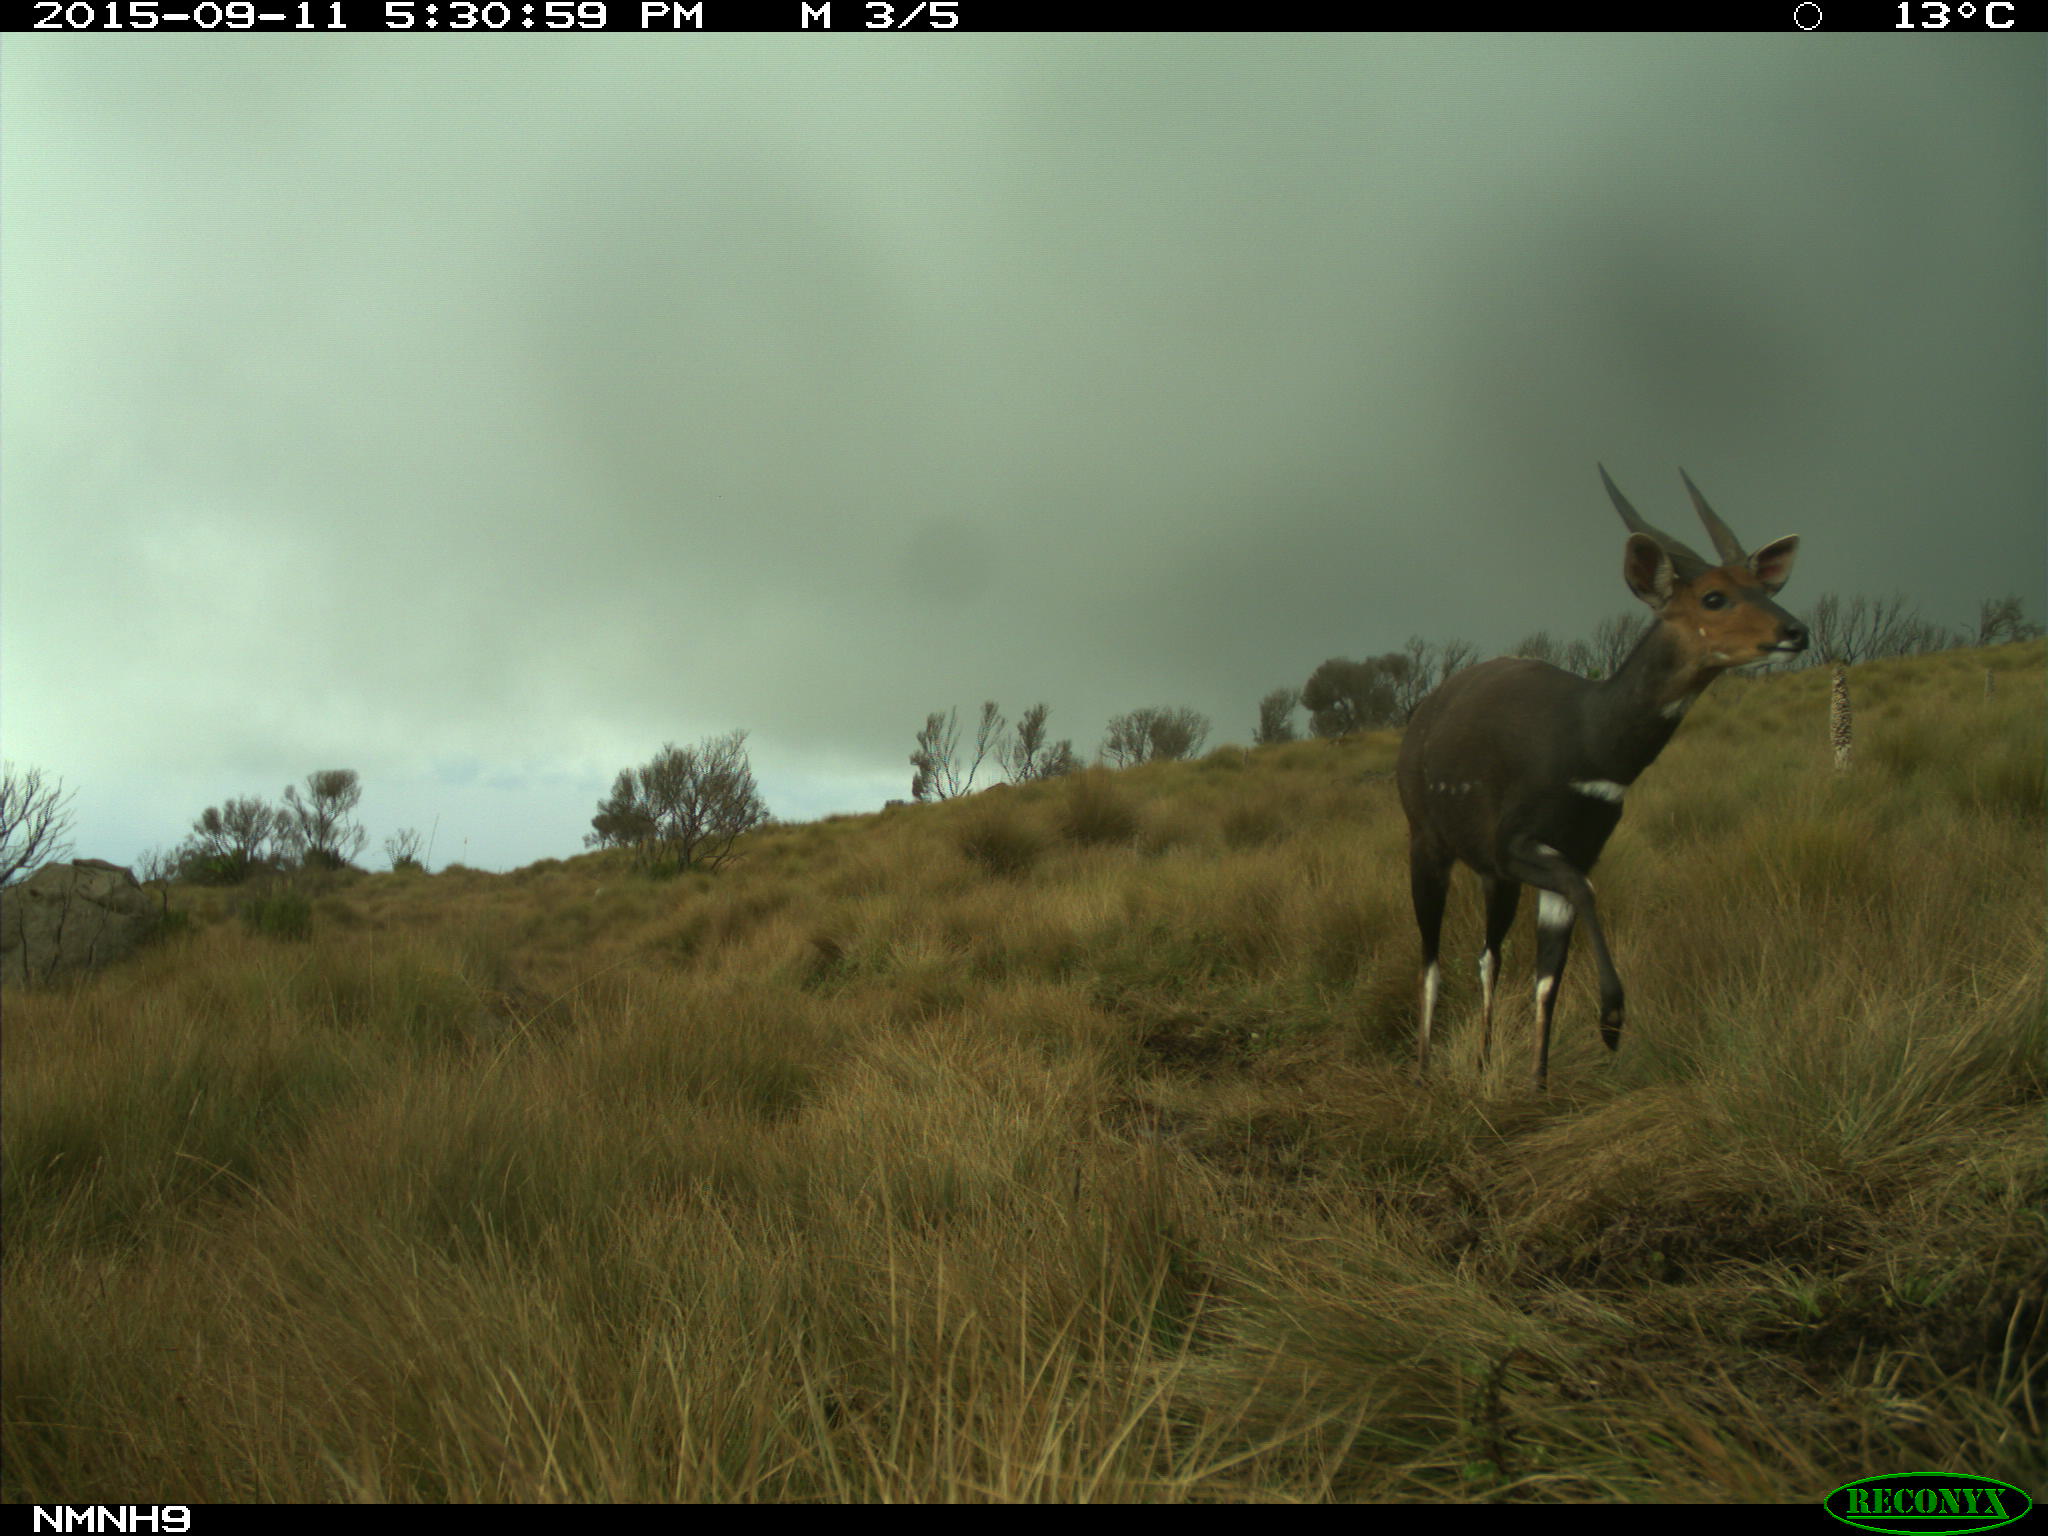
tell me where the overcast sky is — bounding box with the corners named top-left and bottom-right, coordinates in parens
top-left (3, 36), bottom-right (2041, 874)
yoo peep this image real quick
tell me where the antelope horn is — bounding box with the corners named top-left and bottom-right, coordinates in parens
top-left (1598, 463), bottom-right (1709, 578)
top-left (1678, 468), bottom-right (1748, 565)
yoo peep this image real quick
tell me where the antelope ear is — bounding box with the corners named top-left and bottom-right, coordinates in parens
top-left (1623, 534), bottom-right (1675, 609)
top-left (1749, 535), bottom-right (1798, 594)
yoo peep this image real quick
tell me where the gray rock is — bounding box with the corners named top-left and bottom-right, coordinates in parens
top-left (1, 860), bottom-right (161, 989)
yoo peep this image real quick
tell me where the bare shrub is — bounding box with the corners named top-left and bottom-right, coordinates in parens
top-left (0, 763), bottom-right (75, 886)
top-left (1255, 688), bottom-right (1300, 745)
top-left (1436, 637), bottom-right (1479, 681)
top-left (912, 702), bottom-right (1004, 800)
top-left (587, 731), bottom-right (770, 875)
top-left (280, 771), bottom-right (368, 870)
top-left (1103, 707), bottom-right (1210, 767)
top-left (1977, 594), bottom-right (2044, 647)
top-left (135, 846), bottom-right (180, 884)
top-left (180, 795), bottom-right (286, 883)
top-left (1000, 703), bottom-right (1080, 784)
top-left (385, 827), bottom-right (426, 872)
top-left (1590, 612), bottom-right (1643, 678)
top-left (1807, 592), bottom-right (1913, 666)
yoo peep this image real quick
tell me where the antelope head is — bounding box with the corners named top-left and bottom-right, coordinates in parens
top-left (1600, 465), bottom-right (1807, 673)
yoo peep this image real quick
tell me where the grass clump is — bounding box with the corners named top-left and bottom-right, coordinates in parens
top-left (239, 890), bottom-right (312, 942)
top-left (1059, 768), bottom-right (1140, 847)
top-left (956, 808), bottom-right (1047, 879)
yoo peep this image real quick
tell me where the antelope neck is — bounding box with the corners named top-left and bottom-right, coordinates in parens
top-left (1578, 622), bottom-right (1717, 784)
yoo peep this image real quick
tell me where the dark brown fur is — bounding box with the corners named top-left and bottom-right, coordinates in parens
top-left (1395, 469), bottom-right (1805, 1088)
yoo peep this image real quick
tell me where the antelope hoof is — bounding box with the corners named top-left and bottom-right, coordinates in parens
top-left (1600, 1008), bottom-right (1624, 1052)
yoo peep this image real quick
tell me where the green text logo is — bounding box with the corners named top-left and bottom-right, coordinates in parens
top-left (1825, 1474), bottom-right (2032, 1535)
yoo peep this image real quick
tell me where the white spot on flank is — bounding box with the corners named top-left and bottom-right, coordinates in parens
top-left (1661, 695), bottom-right (1693, 720)
top-left (1571, 779), bottom-right (1626, 803)
top-left (1535, 843), bottom-right (1561, 859)
top-left (1537, 891), bottom-right (1573, 932)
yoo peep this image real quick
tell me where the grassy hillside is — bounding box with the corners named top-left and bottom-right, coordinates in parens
top-left (5, 641), bottom-right (2042, 1502)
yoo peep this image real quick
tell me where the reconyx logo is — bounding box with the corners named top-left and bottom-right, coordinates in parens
top-left (1825, 1473), bottom-right (2032, 1535)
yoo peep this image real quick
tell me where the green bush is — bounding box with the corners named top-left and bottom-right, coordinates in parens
top-left (178, 851), bottom-right (248, 887)
top-left (240, 891), bottom-right (312, 942)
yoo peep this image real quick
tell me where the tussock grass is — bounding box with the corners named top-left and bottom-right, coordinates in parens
top-left (4, 643), bottom-right (2042, 1502)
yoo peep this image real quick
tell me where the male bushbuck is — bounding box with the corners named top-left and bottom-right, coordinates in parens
top-left (1395, 467), bottom-right (1806, 1089)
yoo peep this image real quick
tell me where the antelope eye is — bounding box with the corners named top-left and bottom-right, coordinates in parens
top-left (1700, 590), bottom-right (1729, 610)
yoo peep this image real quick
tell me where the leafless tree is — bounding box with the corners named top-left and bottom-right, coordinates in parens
top-left (182, 795), bottom-right (285, 881)
top-left (1887, 616), bottom-right (1964, 658)
top-left (135, 846), bottom-right (180, 884)
top-left (1560, 637), bottom-right (1597, 678)
top-left (590, 731), bottom-right (769, 873)
top-left (1045, 741), bottom-right (1083, 777)
top-left (1807, 592), bottom-right (1918, 666)
top-left (1255, 687), bottom-right (1301, 745)
top-left (1102, 706), bottom-right (1210, 767)
top-left (384, 827), bottom-right (425, 870)
top-left (1976, 594), bottom-right (2044, 647)
top-left (280, 770), bottom-right (368, 870)
top-left (968, 701), bottom-right (1004, 786)
top-left (1436, 637), bottom-right (1479, 682)
top-left (1804, 593), bottom-right (1843, 664)
top-left (999, 703), bottom-right (1079, 783)
top-left (1589, 612), bottom-right (1642, 678)
top-left (1512, 630), bottom-right (1563, 667)
top-left (1392, 636), bottom-right (1441, 722)
top-left (911, 701), bottom-right (1004, 800)
top-left (910, 711), bottom-right (957, 801)
top-left (1, 763), bottom-right (75, 885)
top-left (1102, 713), bottom-right (1148, 767)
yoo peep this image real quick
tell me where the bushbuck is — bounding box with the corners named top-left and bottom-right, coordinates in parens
top-left (1396, 467), bottom-right (1805, 1088)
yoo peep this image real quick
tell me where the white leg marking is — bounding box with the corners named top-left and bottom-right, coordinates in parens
top-left (1535, 842), bottom-right (1561, 859)
top-left (1534, 974), bottom-right (1556, 1014)
top-left (1422, 961), bottom-right (1440, 1021)
top-left (1477, 949), bottom-right (1496, 1011)
top-left (1661, 695), bottom-right (1693, 720)
top-left (1570, 778), bottom-right (1626, 803)
top-left (1537, 891), bottom-right (1573, 933)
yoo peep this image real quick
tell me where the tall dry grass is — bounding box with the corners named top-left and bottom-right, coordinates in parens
top-left (4, 642), bottom-right (2041, 1501)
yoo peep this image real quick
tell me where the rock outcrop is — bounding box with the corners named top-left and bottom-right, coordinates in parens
top-left (1, 859), bottom-right (161, 989)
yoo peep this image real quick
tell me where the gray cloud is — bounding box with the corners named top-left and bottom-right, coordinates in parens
top-left (3, 35), bottom-right (2039, 870)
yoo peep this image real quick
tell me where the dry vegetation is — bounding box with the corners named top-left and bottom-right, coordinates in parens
top-left (5, 641), bottom-right (2042, 1502)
